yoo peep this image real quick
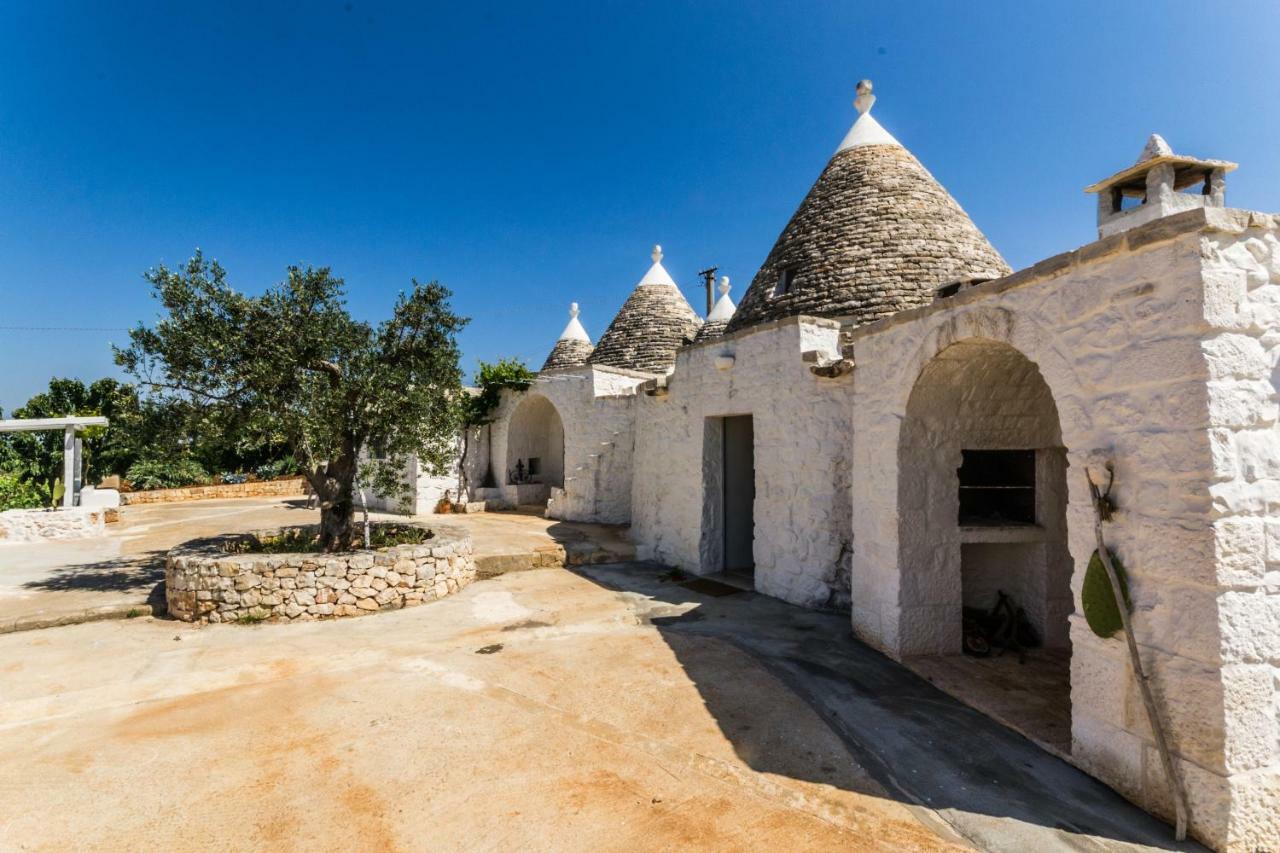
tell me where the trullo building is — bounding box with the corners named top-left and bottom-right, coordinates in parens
top-left (396, 81), bottom-right (1280, 850)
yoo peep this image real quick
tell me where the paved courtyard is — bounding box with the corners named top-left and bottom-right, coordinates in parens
top-left (0, 498), bottom-right (632, 632)
top-left (0, 555), bottom-right (1196, 851)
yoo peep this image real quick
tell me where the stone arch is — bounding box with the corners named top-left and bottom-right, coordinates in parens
top-left (505, 394), bottom-right (565, 489)
top-left (895, 336), bottom-right (1075, 662)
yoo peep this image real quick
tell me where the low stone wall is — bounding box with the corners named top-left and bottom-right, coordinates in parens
top-left (165, 523), bottom-right (475, 624)
top-left (0, 507), bottom-right (107, 543)
top-left (121, 477), bottom-right (307, 505)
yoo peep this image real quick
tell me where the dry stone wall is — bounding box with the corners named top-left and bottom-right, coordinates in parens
top-left (121, 477), bottom-right (306, 505)
top-left (166, 524), bottom-right (474, 624)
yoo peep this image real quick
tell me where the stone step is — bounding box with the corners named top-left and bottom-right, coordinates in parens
top-left (474, 539), bottom-right (636, 580)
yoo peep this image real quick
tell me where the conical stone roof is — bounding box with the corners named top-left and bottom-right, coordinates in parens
top-left (727, 81), bottom-right (1010, 332)
top-left (587, 246), bottom-right (702, 374)
top-left (541, 302), bottom-right (594, 370)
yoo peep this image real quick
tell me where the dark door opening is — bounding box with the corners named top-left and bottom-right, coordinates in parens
top-left (722, 415), bottom-right (755, 578)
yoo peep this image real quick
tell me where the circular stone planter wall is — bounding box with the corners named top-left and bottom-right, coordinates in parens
top-left (165, 524), bottom-right (475, 624)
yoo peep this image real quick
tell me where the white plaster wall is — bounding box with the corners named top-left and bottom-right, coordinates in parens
top-left (365, 453), bottom-right (457, 515)
top-left (631, 317), bottom-right (854, 609)
top-left (505, 394), bottom-right (565, 486)
top-left (479, 367), bottom-right (644, 523)
top-left (848, 214), bottom-right (1280, 849)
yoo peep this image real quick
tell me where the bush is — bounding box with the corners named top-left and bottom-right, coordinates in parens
top-left (220, 472), bottom-right (248, 485)
top-left (254, 456), bottom-right (299, 481)
top-left (126, 458), bottom-right (210, 491)
top-left (0, 473), bottom-right (43, 511)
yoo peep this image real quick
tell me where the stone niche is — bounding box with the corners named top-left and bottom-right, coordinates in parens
top-left (165, 523), bottom-right (475, 624)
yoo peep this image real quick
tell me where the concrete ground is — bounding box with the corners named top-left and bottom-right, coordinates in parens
top-left (0, 561), bottom-right (1198, 852)
top-left (0, 498), bottom-right (630, 632)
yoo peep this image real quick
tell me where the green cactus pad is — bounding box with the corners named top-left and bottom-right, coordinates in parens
top-left (1082, 549), bottom-right (1131, 638)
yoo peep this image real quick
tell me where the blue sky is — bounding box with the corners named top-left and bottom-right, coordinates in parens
top-left (1, 1), bottom-right (1277, 410)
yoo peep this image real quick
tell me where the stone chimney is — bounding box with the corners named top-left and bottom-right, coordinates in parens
top-left (1085, 134), bottom-right (1237, 238)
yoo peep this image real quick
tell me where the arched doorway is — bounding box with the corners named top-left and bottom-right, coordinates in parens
top-left (897, 338), bottom-right (1073, 752)
top-left (505, 395), bottom-right (565, 505)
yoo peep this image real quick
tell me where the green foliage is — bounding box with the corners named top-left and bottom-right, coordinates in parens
top-left (461, 358), bottom-right (536, 427)
top-left (0, 377), bottom-right (139, 504)
top-left (1082, 549), bottom-right (1132, 638)
top-left (126, 458), bottom-right (211, 491)
top-left (0, 472), bottom-right (43, 511)
top-left (254, 455), bottom-right (300, 481)
top-left (225, 523), bottom-right (434, 554)
top-left (116, 251), bottom-right (467, 550)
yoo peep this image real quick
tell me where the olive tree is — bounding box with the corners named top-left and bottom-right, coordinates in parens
top-left (117, 251), bottom-right (466, 550)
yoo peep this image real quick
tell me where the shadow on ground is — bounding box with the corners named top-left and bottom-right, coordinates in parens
top-left (576, 562), bottom-right (1203, 852)
top-left (21, 550), bottom-right (168, 614)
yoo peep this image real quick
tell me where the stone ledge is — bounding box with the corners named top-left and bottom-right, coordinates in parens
top-left (0, 507), bottom-right (107, 543)
top-left (121, 477), bottom-right (307, 505)
top-left (165, 523), bottom-right (475, 624)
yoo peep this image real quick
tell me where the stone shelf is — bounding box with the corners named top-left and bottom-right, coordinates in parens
top-left (958, 524), bottom-right (1048, 545)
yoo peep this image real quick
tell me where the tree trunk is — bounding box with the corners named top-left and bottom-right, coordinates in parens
top-left (308, 435), bottom-right (360, 552)
top-left (319, 498), bottom-right (355, 552)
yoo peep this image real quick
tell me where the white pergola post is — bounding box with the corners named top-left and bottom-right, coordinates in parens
top-left (0, 416), bottom-right (110, 510)
top-left (63, 426), bottom-right (75, 508)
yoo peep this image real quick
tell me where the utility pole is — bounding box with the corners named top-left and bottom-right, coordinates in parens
top-left (697, 266), bottom-right (718, 315)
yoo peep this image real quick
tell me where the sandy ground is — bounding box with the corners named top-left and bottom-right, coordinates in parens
top-left (0, 567), bottom-right (961, 852)
top-left (0, 499), bottom-right (629, 630)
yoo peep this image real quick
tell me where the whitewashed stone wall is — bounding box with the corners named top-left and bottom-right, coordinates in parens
top-left (365, 452), bottom-right (458, 515)
top-left (1199, 216), bottom-right (1280, 850)
top-left (478, 366), bottom-right (646, 523)
top-left (0, 507), bottom-right (106, 542)
top-left (630, 317), bottom-right (854, 608)
top-left (848, 208), bottom-right (1280, 850)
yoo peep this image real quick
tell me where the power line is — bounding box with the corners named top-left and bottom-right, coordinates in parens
top-left (0, 326), bottom-right (130, 332)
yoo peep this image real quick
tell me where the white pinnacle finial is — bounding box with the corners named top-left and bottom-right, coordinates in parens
top-left (559, 301), bottom-right (590, 343)
top-left (706, 275), bottom-right (736, 322)
top-left (854, 79), bottom-right (876, 115)
top-left (638, 243), bottom-right (677, 286)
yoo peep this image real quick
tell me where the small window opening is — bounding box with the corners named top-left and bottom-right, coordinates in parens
top-left (1111, 185), bottom-right (1145, 213)
top-left (1173, 167), bottom-right (1211, 197)
top-left (958, 449), bottom-right (1036, 526)
top-left (526, 457), bottom-right (541, 478)
top-left (773, 265), bottom-right (796, 297)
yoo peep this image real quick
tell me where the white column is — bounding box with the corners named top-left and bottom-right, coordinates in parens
top-left (62, 426), bottom-right (75, 508)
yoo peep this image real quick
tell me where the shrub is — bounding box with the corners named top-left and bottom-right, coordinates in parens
top-left (0, 473), bottom-right (43, 511)
top-left (126, 458), bottom-right (210, 491)
top-left (254, 456), bottom-right (300, 481)
top-left (220, 472), bottom-right (248, 485)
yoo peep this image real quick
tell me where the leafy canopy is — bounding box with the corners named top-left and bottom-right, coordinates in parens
top-left (0, 377), bottom-right (139, 505)
top-left (461, 358), bottom-right (536, 427)
top-left (115, 251), bottom-right (468, 546)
